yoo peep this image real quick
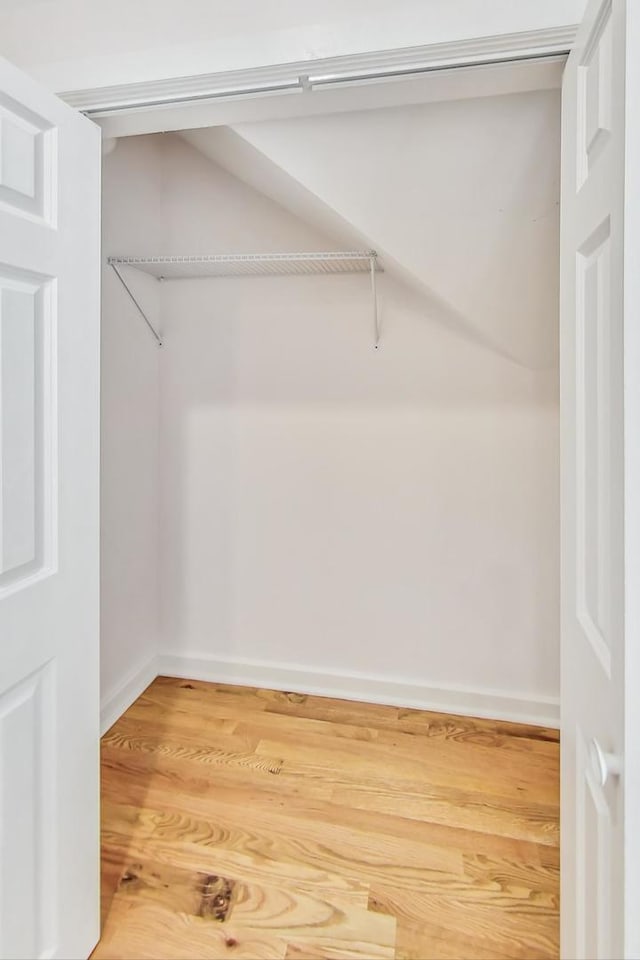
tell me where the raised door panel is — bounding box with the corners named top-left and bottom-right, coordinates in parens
top-left (0, 268), bottom-right (56, 595)
top-left (577, 0), bottom-right (613, 189)
top-left (575, 217), bottom-right (616, 677)
top-left (0, 92), bottom-right (55, 223)
top-left (0, 665), bottom-right (55, 959)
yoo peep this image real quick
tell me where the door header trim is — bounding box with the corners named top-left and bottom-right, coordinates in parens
top-left (61, 24), bottom-right (577, 118)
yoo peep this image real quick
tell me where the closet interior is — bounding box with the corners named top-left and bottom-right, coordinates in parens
top-left (100, 84), bottom-right (561, 731)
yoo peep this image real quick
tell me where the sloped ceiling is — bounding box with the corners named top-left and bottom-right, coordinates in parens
top-left (180, 126), bottom-right (370, 254)
top-left (181, 89), bottom-right (560, 368)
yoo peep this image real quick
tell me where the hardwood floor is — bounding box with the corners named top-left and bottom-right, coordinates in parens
top-left (94, 677), bottom-right (560, 960)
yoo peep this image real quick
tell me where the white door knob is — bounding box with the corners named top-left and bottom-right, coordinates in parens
top-left (590, 738), bottom-right (622, 787)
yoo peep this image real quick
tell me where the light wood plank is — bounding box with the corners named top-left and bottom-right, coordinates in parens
top-left (92, 898), bottom-right (287, 959)
top-left (370, 883), bottom-right (558, 958)
top-left (330, 780), bottom-right (560, 846)
top-left (96, 677), bottom-right (560, 959)
top-left (101, 825), bottom-right (372, 909)
top-left (254, 734), bottom-right (558, 805)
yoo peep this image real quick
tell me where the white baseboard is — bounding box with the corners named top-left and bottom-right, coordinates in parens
top-left (100, 655), bottom-right (159, 734)
top-left (156, 652), bottom-right (560, 728)
top-left (100, 652), bottom-right (559, 732)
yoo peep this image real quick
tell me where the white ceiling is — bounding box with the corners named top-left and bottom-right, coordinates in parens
top-left (0, 0), bottom-right (586, 92)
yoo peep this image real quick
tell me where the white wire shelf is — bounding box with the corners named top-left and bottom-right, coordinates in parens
top-left (107, 251), bottom-right (381, 280)
top-left (107, 251), bottom-right (382, 348)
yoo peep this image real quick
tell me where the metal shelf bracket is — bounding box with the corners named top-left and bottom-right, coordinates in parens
top-left (109, 261), bottom-right (163, 346)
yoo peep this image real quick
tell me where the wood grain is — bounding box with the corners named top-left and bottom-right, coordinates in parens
top-left (93, 677), bottom-right (559, 959)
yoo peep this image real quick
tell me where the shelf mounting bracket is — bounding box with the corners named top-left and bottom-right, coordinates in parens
top-left (370, 254), bottom-right (380, 349)
top-left (109, 261), bottom-right (163, 346)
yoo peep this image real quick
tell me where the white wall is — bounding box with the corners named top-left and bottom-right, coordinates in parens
top-left (0, 0), bottom-right (587, 92)
top-left (230, 91), bottom-right (561, 369)
top-left (152, 128), bottom-right (560, 714)
top-left (100, 135), bottom-right (162, 714)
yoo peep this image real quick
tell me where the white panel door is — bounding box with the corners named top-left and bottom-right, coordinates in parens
top-left (560, 1), bottom-right (640, 957)
top-left (0, 58), bottom-right (100, 959)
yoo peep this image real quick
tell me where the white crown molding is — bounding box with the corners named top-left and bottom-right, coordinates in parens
top-left (61, 25), bottom-right (577, 116)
